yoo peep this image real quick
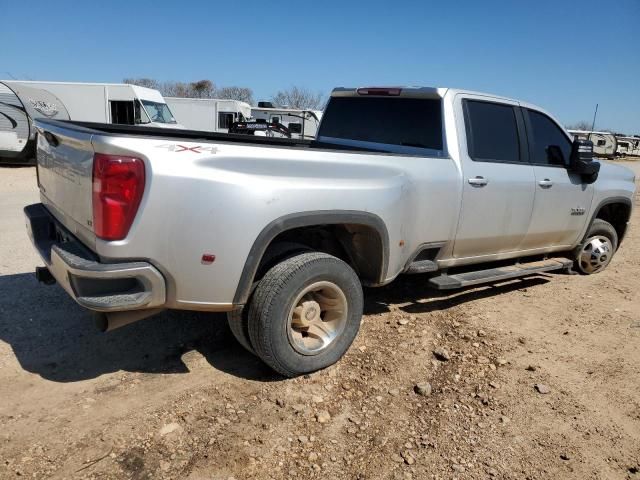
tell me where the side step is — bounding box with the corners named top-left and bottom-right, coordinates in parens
top-left (405, 260), bottom-right (438, 274)
top-left (428, 258), bottom-right (573, 290)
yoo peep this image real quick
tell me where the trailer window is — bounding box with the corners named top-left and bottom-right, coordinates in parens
top-left (288, 122), bottom-right (302, 134)
top-left (318, 97), bottom-right (443, 151)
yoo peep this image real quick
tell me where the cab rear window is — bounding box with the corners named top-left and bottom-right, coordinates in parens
top-left (318, 97), bottom-right (443, 151)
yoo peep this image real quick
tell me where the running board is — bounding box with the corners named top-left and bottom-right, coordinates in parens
top-left (428, 258), bottom-right (573, 290)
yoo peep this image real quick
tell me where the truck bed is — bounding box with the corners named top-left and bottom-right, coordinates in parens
top-left (35, 119), bottom-right (375, 153)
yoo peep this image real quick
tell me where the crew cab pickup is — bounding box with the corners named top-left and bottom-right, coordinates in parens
top-left (25, 86), bottom-right (636, 377)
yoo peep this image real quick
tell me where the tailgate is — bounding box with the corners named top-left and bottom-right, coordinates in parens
top-left (34, 120), bottom-right (96, 248)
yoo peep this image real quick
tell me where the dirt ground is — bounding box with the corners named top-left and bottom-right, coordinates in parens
top-left (1, 163), bottom-right (639, 480)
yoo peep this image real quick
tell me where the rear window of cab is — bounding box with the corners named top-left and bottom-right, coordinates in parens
top-left (318, 97), bottom-right (443, 152)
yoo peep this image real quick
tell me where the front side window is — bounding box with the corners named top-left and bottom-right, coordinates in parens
top-left (464, 100), bottom-right (521, 163)
top-left (318, 97), bottom-right (443, 151)
top-left (140, 100), bottom-right (177, 124)
top-left (526, 109), bottom-right (571, 166)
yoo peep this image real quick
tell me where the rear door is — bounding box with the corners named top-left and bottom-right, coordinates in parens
top-left (519, 108), bottom-right (594, 249)
top-left (453, 96), bottom-right (535, 258)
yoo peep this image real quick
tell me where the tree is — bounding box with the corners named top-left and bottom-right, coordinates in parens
top-left (160, 81), bottom-right (192, 98)
top-left (123, 77), bottom-right (160, 90)
top-left (123, 78), bottom-right (253, 102)
top-left (190, 80), bottom-right (215, 98)
top-left (271, 86), bottom-right (325, 110)
top-left (566, 121), bottom-right (593, 131)
top-left (217, 86), bottom-right (254, 105)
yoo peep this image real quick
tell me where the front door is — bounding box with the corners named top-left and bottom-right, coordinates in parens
top-left (453, 97), bottom-right (536, 258)
top-left (520, 108), bottom-right (594, 249)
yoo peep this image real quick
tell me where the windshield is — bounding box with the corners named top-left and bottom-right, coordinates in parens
top-left (140, 100), bottom-right (177, 124)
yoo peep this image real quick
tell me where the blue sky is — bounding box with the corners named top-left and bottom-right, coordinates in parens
top-left (1, 0), bottom-right (638, 133)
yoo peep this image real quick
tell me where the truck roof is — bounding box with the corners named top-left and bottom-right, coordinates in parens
top-left (330, 86), bottom-right (561, 131)
top-left (332, 86), bottom-right (524, 105)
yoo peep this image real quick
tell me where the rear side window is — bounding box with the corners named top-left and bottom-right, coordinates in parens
top-left (464, 100), bottom-right (521, 163)
top-left (526, 109), bottom-right (572, 166)
top-left (318, 97), bottom-right (443, 151)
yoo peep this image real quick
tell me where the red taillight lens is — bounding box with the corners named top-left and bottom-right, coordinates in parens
top-left (92, 153), bottom-right (145, 240)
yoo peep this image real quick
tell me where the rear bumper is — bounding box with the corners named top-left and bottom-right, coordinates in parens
top-left (24, 203), bottom-right (166, 312)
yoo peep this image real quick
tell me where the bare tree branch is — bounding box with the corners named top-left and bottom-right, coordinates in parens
top-left (216, 86), bottom-right (254, 105)
top-left (271, 86), bottom-right (325, 110)
top-left (566, 121), bottom-right (593, 131)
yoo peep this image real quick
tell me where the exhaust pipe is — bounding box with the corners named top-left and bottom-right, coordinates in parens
top-left (35, 266), bottom-right (56, 285)
top-left (95, 308), bottom-right (164, 332)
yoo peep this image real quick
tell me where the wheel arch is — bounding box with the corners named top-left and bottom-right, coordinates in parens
top-left (587, 197), bottom-right (632, 246)
top-left (232, 211), bottom-right (389, 305)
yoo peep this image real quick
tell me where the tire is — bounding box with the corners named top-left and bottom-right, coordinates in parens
top-left (575, 218), bottom-right (618, 274)
top-left (226, 242), bottom-right (311, 355)
top-left (227, 306), bottom-right (255, 355)
top-left (248, 252), bottom-right (363, 377)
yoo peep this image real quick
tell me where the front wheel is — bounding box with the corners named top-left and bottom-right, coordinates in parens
top-left (575, 219), bottom-right (618, 274)
top-left (248, 252), bottom-right (363, 377)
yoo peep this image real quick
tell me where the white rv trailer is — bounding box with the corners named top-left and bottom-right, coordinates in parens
top-left (164, 97), bottom-right (252, 133)
top-left (615, 136), bottom-right (640, 157)
top-left (251, 106), bottom-right (323, 139)
top-left (0, 82), bottom-right (71, 164)
top-left (568, 130), bottom-right (618, 159)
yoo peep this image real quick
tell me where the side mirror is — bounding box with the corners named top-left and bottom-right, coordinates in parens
top-left (569, 139), bottom-right (600, 183)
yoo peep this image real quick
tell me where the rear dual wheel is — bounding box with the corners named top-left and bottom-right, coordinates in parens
top-left (228, 251), bottom-right (363, 377)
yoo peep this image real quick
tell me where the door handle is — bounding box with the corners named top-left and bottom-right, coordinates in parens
top-left (538, 179), bottom-right (554, 188)
top-left (468, 176), bottom-right (488, 187)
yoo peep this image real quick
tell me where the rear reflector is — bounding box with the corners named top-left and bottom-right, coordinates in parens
top-left (92, 153), bottom-right (145, 241)
top-left (356, 87), bottom-right (402, 96)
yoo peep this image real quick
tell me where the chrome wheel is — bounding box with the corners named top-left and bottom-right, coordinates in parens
top-left (578, 235), bottom-right (613, 274)
top-left (287, 281), bottom-right (348, 355)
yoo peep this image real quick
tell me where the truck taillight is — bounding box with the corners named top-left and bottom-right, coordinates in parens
top-left (92, 153), bottom-right (145, 241)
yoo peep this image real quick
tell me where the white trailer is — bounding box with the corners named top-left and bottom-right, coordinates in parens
top-left (251, 107), bottom-right (322, 139)
top-left (615, 136), bottom-right (640, 157)
top-left (568, 130), bottom-right (618, 159)
top-left (1, 82), bottom-right (71, 164)
top-left (165, 97), bottom-right (252, 133)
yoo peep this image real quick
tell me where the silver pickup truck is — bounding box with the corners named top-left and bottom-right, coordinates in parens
top-left (25, 86), bottom-right (635, 377)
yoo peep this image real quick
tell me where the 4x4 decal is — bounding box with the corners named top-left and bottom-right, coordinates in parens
top-left (155, 143), bottom-right (218, 154)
